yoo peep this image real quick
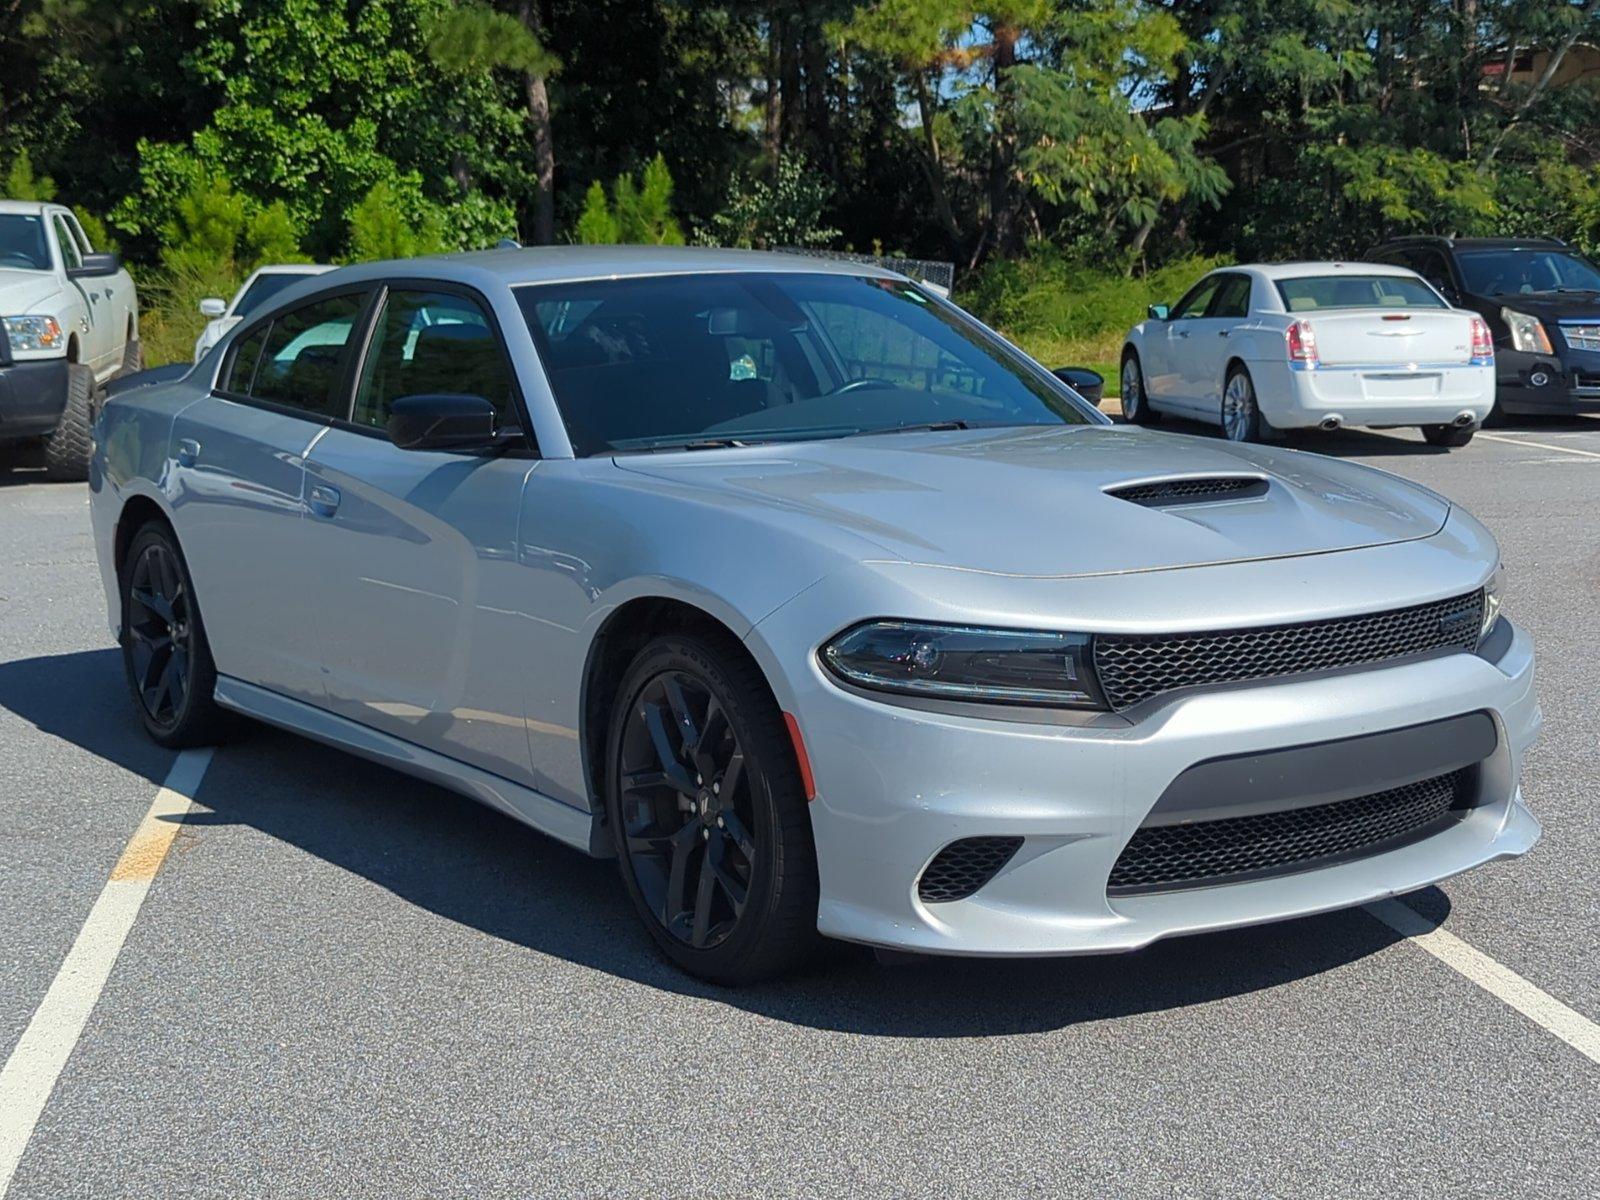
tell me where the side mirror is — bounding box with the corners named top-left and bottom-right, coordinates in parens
top-left (387, 393), bottom-right (499, 451)
top-left (1052, 367), bottom-right (1105, 405)
top-left (199, 297), bottom-right (227, 318)
top-left (67, 251), bottom-right (121, 280)
top-left (1147, 304), bottom-right (1170, 321)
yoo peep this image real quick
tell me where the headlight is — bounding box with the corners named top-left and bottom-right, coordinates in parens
top-left (2, 315), bottom-right (64, 352)
top-left (1501, 308), bottom-right (1553, 355)
top-left (820, 620), bottom-right (1108, 708)
top-left (1481, 566), bottom-right (1503, 642)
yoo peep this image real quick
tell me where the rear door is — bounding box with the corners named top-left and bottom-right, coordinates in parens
top-left (299, 283), bottom-right (540, 783)
top-left (168, 288), bottom-right (371, 704)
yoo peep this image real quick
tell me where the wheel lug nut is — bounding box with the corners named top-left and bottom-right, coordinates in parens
top-left (696, 774), bottom-right (703, 785)
top-left (713, 782), bottom-right (720, 795)
top-left (701, 828), bottom-right (709, 840)
top-left (716, 816), bottom-right (724, 828)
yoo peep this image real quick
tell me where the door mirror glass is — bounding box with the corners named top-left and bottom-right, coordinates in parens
top-left (1147, 303), bottom-right (1170, 321)
top-left (387, 393), bottom-right (500, 451)
top-left (199, 297), bottom-right (227, 318)
top-left (67, 251), bottom-right (120, 280)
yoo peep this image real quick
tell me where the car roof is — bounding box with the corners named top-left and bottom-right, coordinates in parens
top-left (1374, 236), bottom-right (1569, 251)
top-left (249, 263), bottom-right (335, 277)
top-left (0, 199), bottom-right (66, 217)
top-left (311, 244), bottom-right (907, 290)
top-left (1220, 261), bottom-right (1423, 281)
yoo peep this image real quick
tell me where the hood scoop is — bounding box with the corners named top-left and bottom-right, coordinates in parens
top-left (1107, 475), bottom-right (1269, 508)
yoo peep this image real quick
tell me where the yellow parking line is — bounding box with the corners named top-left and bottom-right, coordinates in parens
top-left (0, 748), bottom-right (213, 1195)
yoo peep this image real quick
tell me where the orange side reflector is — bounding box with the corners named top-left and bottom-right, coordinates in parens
top-left (782, 711), bottom-right (817, 801)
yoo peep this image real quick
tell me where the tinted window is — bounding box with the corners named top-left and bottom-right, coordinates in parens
top-left (1276, 274), bottom-right (1447, 312)
top-left (0, 215), bottom-right (51, 271)
top-left (1208, 274), bottom-right (1253, 318)
top-left (353, 289), bottom-right (516, 429)
top-left (51, 217), bottom-right (81, 271)
top-left (1171, 276), bottom-right (1221, 320)
top-left (517, 273), bottom-right (1094, 455)
top-left (225, 324), bottom-right (270, 393)
top-left (235, 272), bottom-right (320, 319)
top-left (251, 293), bottom-right (365, 417)
top-left (1455, 249), bottom-right (1600, 296)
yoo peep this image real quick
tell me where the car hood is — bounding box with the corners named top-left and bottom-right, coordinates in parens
top-left (0, 269), bottom-right (64, 312)
top-left (614, 426), bottom-right (1450, 578)
top-left (1484, 289), bottom-right (1600, 322)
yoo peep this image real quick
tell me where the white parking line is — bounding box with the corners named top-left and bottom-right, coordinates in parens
top-left (0, 748), bottom-right (213, 1196)
top-left (1366, 898), bottom-right (1600, 1065)
top-left (1476, 432), bottom-right (1600, 460)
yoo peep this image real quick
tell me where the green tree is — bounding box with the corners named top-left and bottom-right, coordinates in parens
top-left (3, 150), bottom-right (56, 200)
top-left (346, 179), bottom-right (451, 261)
top-left (572, 154), bottom-right (684, 244)
top-left (700, 153), bottom-right (839, 249)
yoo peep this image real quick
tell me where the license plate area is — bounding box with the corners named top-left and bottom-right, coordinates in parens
top-left (1362, 372), bottom-right (1441, 401)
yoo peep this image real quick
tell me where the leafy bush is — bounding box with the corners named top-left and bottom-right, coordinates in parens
top-left (345, 179), bottom-right (450, 262)
top-left (959, 245), bottom-right (1219, 389)
top-left (697, 154), bottom-right (838, 250)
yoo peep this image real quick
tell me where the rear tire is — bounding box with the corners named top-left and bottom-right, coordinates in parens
top-left (43, 363), bottom-right (96, 482)
top-left (120, 337), bottom-right (144, 377)
top-left (119, 521), bottom-right (228, 748)
top-left (1421, 423), bottom-right (1475, 448)
top-left (606, 629), bottom-right (820, 985)
top-left (1120, 351), bottom-right (1159, 425)
top-left (1221, 365), bottom-right (1277, 443)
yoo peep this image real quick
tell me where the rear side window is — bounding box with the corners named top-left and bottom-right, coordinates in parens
top-left (224, 324), bottom-right (269, 392)
top-left (352, 289), bottom-right (516, 429)
top-left (1170, 276), bottom-right (1221, 320)
top-left (1275, 275), bottom-right (1447, 312)
top-left (249, 293), bottom-right (366, 418)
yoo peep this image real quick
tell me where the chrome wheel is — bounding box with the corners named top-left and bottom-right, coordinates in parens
top-left (617, 669), bottom-right (756, 950)
top-left (1222, 371), bottom-right (1256, 442)
top-left (1121, 358), bottom-right (1143, 421)
top-left (125, 540), bottom-right (192, 727)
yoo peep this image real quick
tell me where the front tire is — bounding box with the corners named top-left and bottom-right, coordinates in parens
top-left (1221, 365), bottom-right (1276, 443)
top-left (43, 363), bottom-right (96, 482)
top-left (606, 630), bottom-right (820, 985)
top-left (1421, 423), bottom-right (1475, 448)
top-left (120, 522), bottom-right (227, 748)
top-left (1120, 351), bottom-right (1159, 425)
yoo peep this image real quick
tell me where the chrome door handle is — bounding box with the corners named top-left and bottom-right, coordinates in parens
top-left (307, 484), bottom-right (341, 518)
top-left (1218, 330), bottom-right (1231, 338)
top-left (1176, 329), bottom-right (1190, 338)
top-left (176, 438), bottom-right (201, 467)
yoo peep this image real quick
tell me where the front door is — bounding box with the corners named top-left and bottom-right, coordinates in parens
top-left (300, 285), bottom-right (540, 784)
top-left (168, 289), bottom-right (370, 703)
top-left (1150, 274), bottom-right (1222, 410)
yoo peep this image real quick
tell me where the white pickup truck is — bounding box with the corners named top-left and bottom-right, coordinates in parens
top-left (0, 199), bottom-right (140, 479)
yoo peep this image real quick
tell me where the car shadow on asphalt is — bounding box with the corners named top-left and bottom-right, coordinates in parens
top-left (0, 647), bottom-right (1438, 1037)
top-left (1143, 412), bottom-right (1599, 460)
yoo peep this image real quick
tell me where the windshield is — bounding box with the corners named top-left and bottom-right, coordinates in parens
top-left (1456, 249), bottom-right (1600, 296)
top-left (515, 272), bottom-right (1094, 455)
top-left (235, 271), bottom-right (320, 319)
top-left (1277, 274), bottom-right (1446, 312)
top-left (0, 214), bottom-right (52, 271)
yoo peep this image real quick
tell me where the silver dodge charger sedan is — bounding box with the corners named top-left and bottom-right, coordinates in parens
top-left (88, 247), bottom-right (1541, 984)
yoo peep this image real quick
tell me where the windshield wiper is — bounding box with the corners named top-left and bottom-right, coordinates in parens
top-left (845, 420), bottom-right (972, 438)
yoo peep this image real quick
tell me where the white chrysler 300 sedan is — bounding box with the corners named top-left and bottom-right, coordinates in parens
top-left (1121, 262), bottom-right (1496, 447)
top-left (89, 247), bottom-right (1539, 983)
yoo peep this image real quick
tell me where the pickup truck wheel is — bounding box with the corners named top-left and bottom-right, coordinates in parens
top-left (120, 338), bottom-right (144, 377)
top-left (43, 363), bottom-right (96, 482)
top-left (1421, 423), bottom-right (1475, 448)
top-left (120, 522), bottom-right (227, 748)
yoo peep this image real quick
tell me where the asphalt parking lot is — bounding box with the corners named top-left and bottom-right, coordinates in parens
top-left (1, 418), bottom-right (1596, 1199)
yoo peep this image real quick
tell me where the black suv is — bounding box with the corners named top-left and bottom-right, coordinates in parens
top-left (1365, 236), bottom-right (1600, 417)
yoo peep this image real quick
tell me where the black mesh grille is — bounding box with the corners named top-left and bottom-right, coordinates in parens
top-left (918, 837), bottom-right (1024, 903)
top-left (1108, 477), bottom-right (1266, 506)
top-left (1108, 769), bottom-right (1471, 894)
top-left (1093, 590), bottom-right (1484, 712)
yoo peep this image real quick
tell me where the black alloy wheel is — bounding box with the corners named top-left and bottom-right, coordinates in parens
top-left (607, 633), bottom-right (819, 983)
top-left (120, 522), bottom-right (225, 747)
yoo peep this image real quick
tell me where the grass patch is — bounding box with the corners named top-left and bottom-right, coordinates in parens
top-left (135, 262), bottom-right (243, 368)
top-left (959, 247), bottom-right (1218, 396)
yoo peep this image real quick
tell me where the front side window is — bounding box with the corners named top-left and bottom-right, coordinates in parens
top-left (352, 289), bottom-right (516, 429)
top-left (250, 292), bottom-right (366, 418)
top-left (0, 214), bottom-right (51, 271)
top-left (1455, 249), bottom-right (1600, 297)
top-left (516, 273), bottom-right (1095, 455)
top-left (1208, 275), bottom-right (1253, 319)
top-left (1276, 275), bottom-right (1448, 312)
top-left (1170, 276), bottom-right (1221, 320)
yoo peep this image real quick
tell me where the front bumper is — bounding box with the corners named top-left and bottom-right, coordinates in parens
top-left (1495, 346), bottom-right (1600, 414)
top-left (751, 550), bottom-right (1540, 957)
top-left (0, 358), bottom-right (69, 442)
